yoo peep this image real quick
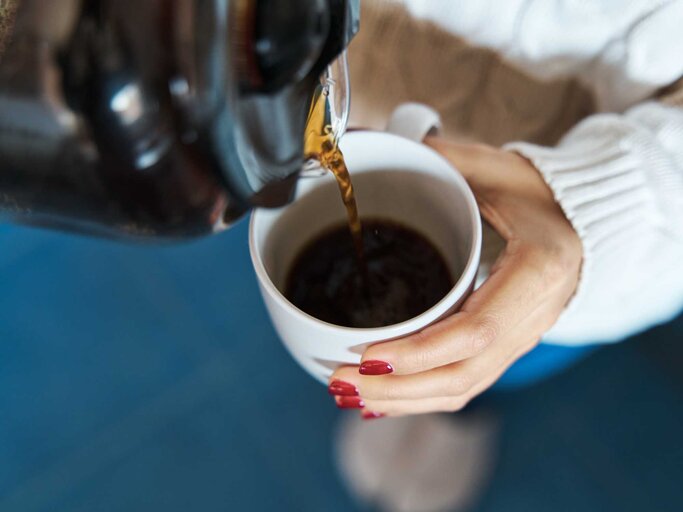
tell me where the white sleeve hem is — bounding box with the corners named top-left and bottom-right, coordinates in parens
top-left (504, 105), bottom-right (683, 345)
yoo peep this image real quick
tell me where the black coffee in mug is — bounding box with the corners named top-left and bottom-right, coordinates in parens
top-left (285, 219), bottom-right (454, 328)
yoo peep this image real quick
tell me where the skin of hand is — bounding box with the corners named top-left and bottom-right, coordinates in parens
top-left (329, 138), bottom-right (583, 417)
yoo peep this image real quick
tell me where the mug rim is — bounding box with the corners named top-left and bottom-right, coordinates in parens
top-left (249, 130), bottom-right (482, 336)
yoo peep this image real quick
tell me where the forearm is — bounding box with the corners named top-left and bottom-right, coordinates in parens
top-left (506, 98), bottom-right (683, 345)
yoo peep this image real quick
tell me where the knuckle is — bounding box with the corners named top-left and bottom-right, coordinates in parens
top-left (471, 142), bottom-right (492, 155)
top-left (379, 382), bottom-right (403, 401)
top-left (471, 142), bottom-right (499, 160)
top-left (517, 242), bottom-right (546, 266)
top-left (406, 330), bottom-right (439, 369)
top-left (447, 371), bottom-right (474, 395)
top-left (468, 316), bottom-right (499, 353)
top-left (522, 242), bottom-right (578, 289)
top-left (539, 252), bottom-right (571, 288)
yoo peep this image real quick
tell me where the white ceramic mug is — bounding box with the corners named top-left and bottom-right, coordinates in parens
top-left (250, 104), bottom-right (482, 384)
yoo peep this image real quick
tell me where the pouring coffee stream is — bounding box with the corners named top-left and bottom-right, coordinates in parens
top-left (303, 83), bottom-right (365, 264)
top-left (294, 94), bottom-right (458, 328)
top-left (289, 94), bottom-right (458, 328)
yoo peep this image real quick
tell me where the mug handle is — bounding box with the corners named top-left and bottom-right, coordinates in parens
top-left (385, 103), bottom-right (442, 143)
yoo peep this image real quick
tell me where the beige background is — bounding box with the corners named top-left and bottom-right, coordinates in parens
top-left (348, 0), bottom-right (597, 147)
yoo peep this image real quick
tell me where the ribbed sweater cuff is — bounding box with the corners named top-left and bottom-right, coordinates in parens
top-left (504, 128), bottom-right (663, 320)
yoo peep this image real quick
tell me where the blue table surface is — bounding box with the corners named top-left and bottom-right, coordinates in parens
top-left (0, 220), bottom-right (681, 512)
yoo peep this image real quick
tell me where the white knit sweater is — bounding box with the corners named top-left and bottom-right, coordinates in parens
top-left (398, 0), bottom-right (683, 345)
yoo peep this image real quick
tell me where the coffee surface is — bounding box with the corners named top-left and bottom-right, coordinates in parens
top-left (285, 219), bottom-right (454, 328)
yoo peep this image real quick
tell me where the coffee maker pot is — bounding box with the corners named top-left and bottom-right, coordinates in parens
top-left (0, 0), bottom-right (359, 239)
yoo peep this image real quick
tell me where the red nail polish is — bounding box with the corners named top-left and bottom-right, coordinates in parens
top-left (359, 360), bottom-right (394, 375)
top-left (362, 411), bottom-right (385, 420)
top-left (328, 380), bottom-right (359, 397)
top-left (336, 396), bottom-right (365, 409)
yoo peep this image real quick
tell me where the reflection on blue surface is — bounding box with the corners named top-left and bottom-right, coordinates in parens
top-left (0, 221), bottom-right (681, 512)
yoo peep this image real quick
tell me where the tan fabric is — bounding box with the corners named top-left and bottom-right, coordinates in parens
top-left (1, 0), bottom-right (674, 134)
top-left (0, 0), bottom-right (18, 59)
top-left (348, 0), bottom-right (596, 147)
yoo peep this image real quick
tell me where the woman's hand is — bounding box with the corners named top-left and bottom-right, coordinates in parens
top-left (328, 138), bottom-right (583, 417)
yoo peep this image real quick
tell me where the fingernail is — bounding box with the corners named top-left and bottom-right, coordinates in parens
top-left (336, 396), bottom-right (365, 409)
top-left (362, 411), bottom-right (385, 420)
top-left (328, 380), bottom-right (359, 397)
top-left (359, 360), bottom-right (394, 375)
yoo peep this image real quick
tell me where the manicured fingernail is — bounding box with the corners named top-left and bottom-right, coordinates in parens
top-left (359, 360), bottom-right (394, 375)
top-left (362, 411), bottom-right (385, 420)
top-left (328, 380), bottom-right (359, 397)
top-left (336, 396), bottom-right (365, 409)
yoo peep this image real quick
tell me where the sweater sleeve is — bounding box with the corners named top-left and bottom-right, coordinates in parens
top-left (579, 0), bottom-right (683, 112)
top-left (505, 100), bottom-right (683, 345)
